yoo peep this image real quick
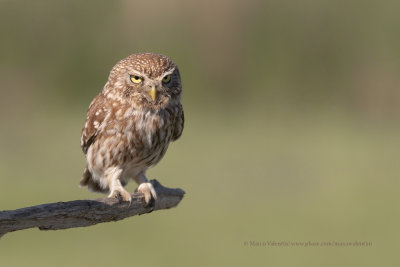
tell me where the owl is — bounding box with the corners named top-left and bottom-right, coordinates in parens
top-left (80, 53), bottom-right (184, 204)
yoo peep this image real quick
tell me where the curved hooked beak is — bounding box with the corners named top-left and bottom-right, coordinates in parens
top-left (149, 85), bottom-right (157, 101)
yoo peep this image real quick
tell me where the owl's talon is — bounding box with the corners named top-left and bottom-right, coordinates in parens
top-left (108, 188), bottom-right (132, 203)
top-left (136, 182), bottom-right (157, 204)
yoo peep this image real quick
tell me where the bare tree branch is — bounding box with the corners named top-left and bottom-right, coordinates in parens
top-left (0, 180), bottom-right (184, 237)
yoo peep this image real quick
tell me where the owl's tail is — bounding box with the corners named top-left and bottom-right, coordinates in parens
top-left (80, 167), bottom-right (108, 193)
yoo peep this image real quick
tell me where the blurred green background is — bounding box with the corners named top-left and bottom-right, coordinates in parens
top-left (1, 0), bottom-right (399, 266)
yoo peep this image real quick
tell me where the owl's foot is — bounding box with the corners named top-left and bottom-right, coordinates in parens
top-left (135, 182), bottom-right (157, 204)
top-left (108, 188), bottom-right (132, 203)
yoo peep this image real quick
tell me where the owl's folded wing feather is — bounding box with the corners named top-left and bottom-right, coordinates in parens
top-left (80, 93), bottom-right (108, 154)
top-left (172, 103), bottom-right (184, 141)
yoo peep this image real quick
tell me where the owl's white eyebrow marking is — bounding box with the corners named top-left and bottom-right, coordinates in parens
top-left (129, 70), bottom-right (149, 80)
top-left (129, 67), bottom-right (175, 80)
top-left (157, 68), bottom-right (176, 81)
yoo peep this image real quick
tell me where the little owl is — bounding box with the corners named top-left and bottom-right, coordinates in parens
top-left (80, 53), bottom-right (184, 203)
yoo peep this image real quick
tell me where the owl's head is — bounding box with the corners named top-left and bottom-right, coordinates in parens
top-left (104, 53), bottom-right (182, 110)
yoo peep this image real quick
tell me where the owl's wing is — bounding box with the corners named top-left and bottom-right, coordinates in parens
top-left (172, 103), bottom-right (184, 141)
top-left (80, 93), bottom-right (109, 154)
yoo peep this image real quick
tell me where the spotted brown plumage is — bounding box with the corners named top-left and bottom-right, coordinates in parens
top-left (80, 53), bottom-right (184, 203)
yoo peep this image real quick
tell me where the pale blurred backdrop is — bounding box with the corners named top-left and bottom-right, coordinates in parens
top-left (0, 0), bottom-right (399, 266)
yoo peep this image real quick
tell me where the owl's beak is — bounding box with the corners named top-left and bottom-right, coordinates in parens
top-left (149, 85), bottom-right (157, 101)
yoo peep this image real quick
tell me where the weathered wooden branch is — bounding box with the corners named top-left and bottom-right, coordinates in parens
top-left (0, 180), bottom-right (184, 237)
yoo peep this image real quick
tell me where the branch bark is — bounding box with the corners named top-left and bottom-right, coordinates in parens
top-left (0, 180), bottom-right (184, 237)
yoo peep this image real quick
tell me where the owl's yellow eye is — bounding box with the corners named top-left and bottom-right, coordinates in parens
top-left (162, 75), bottom-right (171, 84)
top-left (130, 75), bottom-right (142, 84)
